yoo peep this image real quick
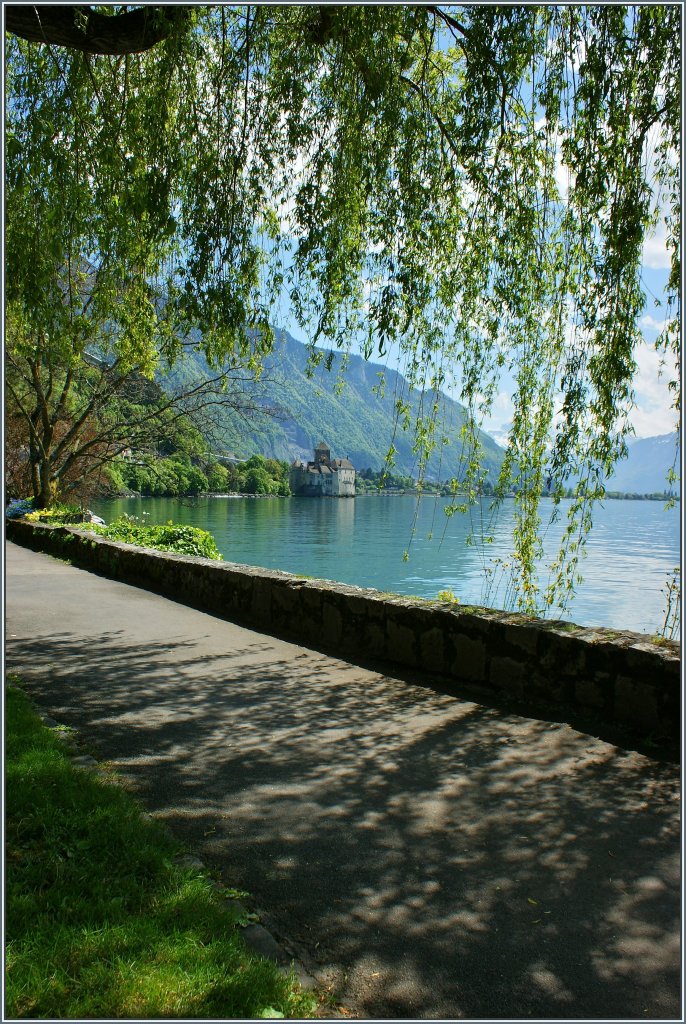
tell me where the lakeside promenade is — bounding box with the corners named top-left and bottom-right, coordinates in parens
top-left (5, 540), bottom-right (681, 1020)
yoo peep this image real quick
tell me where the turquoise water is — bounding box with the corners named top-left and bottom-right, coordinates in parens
top-left (90, 494), bottom-right (681, 636)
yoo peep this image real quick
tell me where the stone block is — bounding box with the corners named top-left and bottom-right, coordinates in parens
top-left (452, 635), bottom-right (486, 682)
top-left (250, 577), bottom-right (272, 621)
top-left (235, 573), bottom-right (256, 603)
top-left (363, 621), bottom-right (387, 658)
top-left (539, 634), bottom-right (587, 678)
top-left (322, 601), bottom-right (343, 645)
top-left (351, 593), bottom-right (387, 620)
top-left (420, 627), bottom-right (446, 674)
top-left (271, 584), bottom-right (302, 631)
top-left (505, 624), bottom-right (539, 656)
top-left (459, 612), bottom-right (495, 638)
top-left (241, 923), bottom-right (291, 967)
top-left (614, 675), bottom-right (659, 731)
top-left (528, 670), bottom-right (570, 703)
top-left (386, 617), bottom-right (418, 667)
top-left (489, 655), bottom-right (528, 696)
top-left (575, 677), bottom-right (606, 710)
top-left (297, 586), bottom-right (323, 639)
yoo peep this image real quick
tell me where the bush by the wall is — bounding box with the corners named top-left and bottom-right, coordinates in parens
top-left (85, 516), bottom-right (222, 561)
top-left (24, 502), bottom-right (88, 525)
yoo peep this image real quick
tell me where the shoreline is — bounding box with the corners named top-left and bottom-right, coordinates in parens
top-left (100, 489), bottom-right (680, 502)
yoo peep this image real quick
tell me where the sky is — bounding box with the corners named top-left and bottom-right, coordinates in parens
top-left (478, 244), bottom-right (678, 446)
top-left (273, 10), bottom-right (680, 448)
top-left (274, 134), bottom-right (678, 448)
top-left (278, 244), bottom-right (678, 447)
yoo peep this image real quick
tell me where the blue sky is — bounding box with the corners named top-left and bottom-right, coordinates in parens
top-left (268, 8), bottom-right (679, 447)
top-left (474, 254), bottom-right (678, 446)
top-left (277, 249), bottom-right (677, 446)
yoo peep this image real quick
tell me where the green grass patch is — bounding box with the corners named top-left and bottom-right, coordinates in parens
top-left (5, 681), bottom-right (316, 1019)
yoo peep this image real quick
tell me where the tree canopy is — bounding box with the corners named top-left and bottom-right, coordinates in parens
top-left (5, 4), bottom-right (680, 615)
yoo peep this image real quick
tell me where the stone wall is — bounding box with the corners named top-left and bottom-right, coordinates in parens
top-left (7, 519), bottom-right (680, 749)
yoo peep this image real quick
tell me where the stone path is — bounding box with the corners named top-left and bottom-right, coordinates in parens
top-left (5, 541), bottom-right (681, 1019)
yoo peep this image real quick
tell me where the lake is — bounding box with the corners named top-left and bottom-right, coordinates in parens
top-left (90, 494), bottom-right (681, 637)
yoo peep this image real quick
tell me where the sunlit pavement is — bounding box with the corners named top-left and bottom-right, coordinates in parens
top-left (6, 540), bottom-right (681, 1020)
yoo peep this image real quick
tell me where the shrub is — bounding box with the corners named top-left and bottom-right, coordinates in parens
top-left (5, 498), bottom-right (36, 520)
top-left (85, 516), bottom-right (223, 560)
top-left (24, 502), bottom-right (86, 525)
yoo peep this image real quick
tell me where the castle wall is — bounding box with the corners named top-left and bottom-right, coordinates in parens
top-left (290, 445), bottom-right (355, 496)
top-left (332, 468), bottom-right (355, 496)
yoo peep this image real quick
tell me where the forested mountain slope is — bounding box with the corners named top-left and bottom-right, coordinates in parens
top-left (160, 329), bottom-right (505, 481)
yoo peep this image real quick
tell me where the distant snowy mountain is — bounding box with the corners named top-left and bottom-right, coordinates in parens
top-left (606, 433), bottom-right (680, 494)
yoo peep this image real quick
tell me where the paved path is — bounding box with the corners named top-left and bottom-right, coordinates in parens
top-left (5, 541), bottom-right (681, 1020)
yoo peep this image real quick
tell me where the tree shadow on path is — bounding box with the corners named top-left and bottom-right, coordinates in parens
top-left (7, 623), bottom-right (680, 1020)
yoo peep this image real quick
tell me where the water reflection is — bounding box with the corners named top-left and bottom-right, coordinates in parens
top-left (91, 494), bottom-right (680, 635)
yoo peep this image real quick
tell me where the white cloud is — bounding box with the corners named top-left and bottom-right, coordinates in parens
top-left (533, 118), bottom-right (575, 203)
top-left (476, 339), bottom-right (677, 444)
top-left (554, 155), bottom-right (575, 204)
top-left (630, 339), bottom-right (679, 438)
top-left (642, 220), bottom-right (672, 270)
top-left (640, 314), bottom-right (667, 334)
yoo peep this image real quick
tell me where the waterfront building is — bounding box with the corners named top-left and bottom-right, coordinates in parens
top-left (289, 441), bottom-right (356, 497)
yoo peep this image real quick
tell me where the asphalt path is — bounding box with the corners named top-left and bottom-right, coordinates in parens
top-left (5, 541), bottom-right (681, 1020)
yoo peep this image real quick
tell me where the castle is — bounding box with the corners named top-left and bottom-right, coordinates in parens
top-left (289, 442), bottom-right (355, 497)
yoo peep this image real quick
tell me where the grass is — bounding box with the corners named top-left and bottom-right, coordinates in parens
top-left (5, 680), bottom-right (317, 1020)
top-left (651, 634), bottom-right (675, 647)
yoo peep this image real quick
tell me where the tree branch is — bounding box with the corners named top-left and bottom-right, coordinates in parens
top-left (5, 5), bottom-right (192, 55)
top-left (424, 6), bottom-right (471, 41)
top-left (50, 364), bottom-right (74, 428)
top-left (400, 73), bottom-right (461, 159)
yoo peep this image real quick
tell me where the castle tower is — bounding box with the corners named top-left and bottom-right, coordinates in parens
top-left (314, 441), bottom-right (330, 465)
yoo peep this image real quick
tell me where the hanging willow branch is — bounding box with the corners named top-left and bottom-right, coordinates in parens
top-left (5, 5), bottom-right (680, 612)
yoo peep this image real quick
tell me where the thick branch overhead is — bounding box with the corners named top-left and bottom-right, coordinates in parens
top-left (4, 5), bottom-right (189, 55)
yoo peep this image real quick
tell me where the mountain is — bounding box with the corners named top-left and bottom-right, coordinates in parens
top-left (606, 433), bottom-right (680, 494)
top-left (159, 329), bottom-right (505, 481)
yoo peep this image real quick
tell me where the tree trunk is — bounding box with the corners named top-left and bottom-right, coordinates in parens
top-left (29, 449), bottom-right (42, 507)
top-left (35, 459), bottom-right (54, 510)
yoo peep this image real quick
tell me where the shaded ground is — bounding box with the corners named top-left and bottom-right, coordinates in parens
top-left (5, 541), bottom-right (681, 1019)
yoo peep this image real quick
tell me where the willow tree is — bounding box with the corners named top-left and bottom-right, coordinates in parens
top-left (5, 5), bottom-right (680, 615)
